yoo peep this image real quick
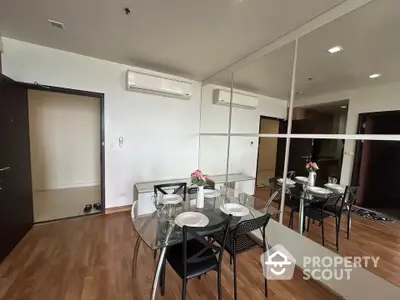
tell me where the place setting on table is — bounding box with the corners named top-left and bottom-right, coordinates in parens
top-left (131, 169), bottom-right (278, 300)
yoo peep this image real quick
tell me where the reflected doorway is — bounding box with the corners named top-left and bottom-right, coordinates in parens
top-left (352, 110), bottom-right (400, 220)
top-left (255, 116), bottom-right (285, 188)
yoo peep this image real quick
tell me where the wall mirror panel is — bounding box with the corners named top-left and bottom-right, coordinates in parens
top-left (272, 137), bottom-right (400, 287)
top-left (292, 0), bottom-right (400, 137)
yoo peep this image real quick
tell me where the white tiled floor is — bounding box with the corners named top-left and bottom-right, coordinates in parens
top-left (33, 186), bottom-right (101, 222)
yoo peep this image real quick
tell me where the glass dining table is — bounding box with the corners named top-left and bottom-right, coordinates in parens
top-left (131, 187), bottom-right (279, 300)
top-left (261, 178), bottom-right (342, 234)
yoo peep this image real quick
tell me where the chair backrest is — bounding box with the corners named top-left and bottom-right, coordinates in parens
top-left (338, 186), bottom-right (359, 213)
top-left (322, 193), bottom-right (343, 215)
top-left (154, 182), bottom-right (187, 201)
top-left (233, 213), bottom-right (271, 238)
top-left (287, 171), bottom-right (296, 179)
top-left (182, 216), bottom-right (232, 270)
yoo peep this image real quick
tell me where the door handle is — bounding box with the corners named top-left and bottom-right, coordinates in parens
top-left (0, 166), bottom-right (11, 172)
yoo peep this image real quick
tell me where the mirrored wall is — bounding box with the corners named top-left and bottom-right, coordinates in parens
top-left (198, 0), bottom-right (400, 288)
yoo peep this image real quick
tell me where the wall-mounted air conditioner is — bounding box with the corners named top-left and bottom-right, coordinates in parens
top-left (213, 89), bottom-right (259, 110)
top-left (126, 70), bottom-right (192, 100)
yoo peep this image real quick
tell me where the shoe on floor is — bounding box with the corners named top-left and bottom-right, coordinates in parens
top-left (83, 204), bottom-right (92, 213)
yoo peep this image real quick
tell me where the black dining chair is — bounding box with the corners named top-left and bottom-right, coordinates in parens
top-left (153, 182), bottom-right (188, 259)
top-left (211, 214), bottom-right (272, 300)
top-left (304, 193), bottom-right (343, 250)
top-left (324, 186), bottom-right (359, 241)
top-left (160, 216), bottom-right (232, 300)
top-left (154, 182), bottom-right (187, 201)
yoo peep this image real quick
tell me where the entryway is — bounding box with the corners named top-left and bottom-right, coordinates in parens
top-left (256, 116), bottom-right (283, 188)
top-left (352, 110), bottom-right (400, 220)
top-left (27, 88), bottom-right (104, 222)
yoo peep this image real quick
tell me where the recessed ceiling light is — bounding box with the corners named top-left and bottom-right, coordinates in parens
top-left (369, 73), bottom-right (381, 79)
top-left (328, 46), bottom-right (343, 54)
top-left (341, 105), bottom-right (347, 109)
top-left (48, 19), bottom-right (64, 29)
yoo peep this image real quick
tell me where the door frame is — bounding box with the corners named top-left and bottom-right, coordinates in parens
top-left (350, 113), bottom-right (366, 187)
top-left (255, 115), bottom-right (285, 189)
top-left (19, 82), bottom-right (106, 217)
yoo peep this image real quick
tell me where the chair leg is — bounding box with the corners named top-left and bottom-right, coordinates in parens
top-left (217, 267), bottom-right (222, 300)
top-left (233, 254), bottom-right (238, 300)
top-left (182, 279), bottom-right (187, 300)
top-left (289, 211), bottom-right (293, 229)
top-left (264, 277), bottom-right (268, 298)
top-left (160, 260), bottom-right (166, 296)
top-left (307, 217), bottom-right (311, 232)
top-left (321, 219), bottom-right (325, 246)
top-left (336, 216), bottom-right (341, 252)
top-left (230, 254), bottom-right (233, 266)
top-left (347, 210), bottom-right (352, 240)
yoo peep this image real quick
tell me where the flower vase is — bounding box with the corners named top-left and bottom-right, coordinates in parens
top-left (196, 186), bottom-right (204, 208)
top-left (308, 171), bottom-right (316, 186)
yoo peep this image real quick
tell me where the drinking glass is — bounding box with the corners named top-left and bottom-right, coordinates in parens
top-left (239, 193), bottom-right (248, 205)
top-left (328, 177), bottom-right (338, 184)
top-left (152, 193), bottom-right (164, 210)
top-left (163, 204), bottom-right (176, 221)
top-left (220, 184), bottom-right (227, 196)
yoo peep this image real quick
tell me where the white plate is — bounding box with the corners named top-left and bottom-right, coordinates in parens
top-left (175, 212), bottom-right (209, 227)
top-left (161, 194), bottom-right (183, 205)
top-left (220, 203), bottom-right (249, 217)
top-left (307, 186), bottom-right (332, 195)
top-left (324, 183), bottom-right (345, 193)
top-left (277, 178), bottom-right (296, 185)
top-left (295, 176), bottom-right (308, 183)
top-left (203, 189), bottom-right (220, 199)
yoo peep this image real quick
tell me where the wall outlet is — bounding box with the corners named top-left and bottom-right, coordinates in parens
top-left (120, 192), bottom-right (127, 197)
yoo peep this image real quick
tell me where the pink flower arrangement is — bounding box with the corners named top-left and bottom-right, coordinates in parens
top-left (306, 162), bottom-right (319, 172)
top-left (191, 169), bottom-right (208, 186)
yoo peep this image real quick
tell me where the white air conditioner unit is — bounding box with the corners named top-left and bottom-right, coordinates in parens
top-left (213, 89), bottom-right (258, 109)
top-left (126, 70), bottom-right (192, 100)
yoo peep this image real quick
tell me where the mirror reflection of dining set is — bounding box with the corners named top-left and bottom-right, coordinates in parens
top-left (270, 168), bottom-right (358, 251)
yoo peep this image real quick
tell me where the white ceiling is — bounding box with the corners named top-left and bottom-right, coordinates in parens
top-left (0, 0), bottom-right (343, 81)
top-left (211, 0), bottom-right (400, 100)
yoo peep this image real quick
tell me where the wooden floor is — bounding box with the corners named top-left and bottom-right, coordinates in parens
top-left (256, 188), bottom-right (400, 287)
top-left (0, 212), bottom-right (341, 300)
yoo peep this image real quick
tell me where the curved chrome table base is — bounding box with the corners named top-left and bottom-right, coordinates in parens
top-left (150, 223), bottom-right (175, 300)
top-left (132, 211), bottom-right (157, 277)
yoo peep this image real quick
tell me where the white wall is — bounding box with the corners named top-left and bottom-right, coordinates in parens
top-left (295, 82), bottom-right (400, 185)
top-left (2, 38), bottom-right (286, 207)
top-left (2, 38), bottom-right (201, 208)
top-left (28, 90), bottom-right (100, 190)
top-left (199, 84), bottom-right (287, 178)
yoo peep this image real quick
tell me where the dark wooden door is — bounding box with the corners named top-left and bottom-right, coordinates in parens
top-left (0, 74), bottom-right (33, 263)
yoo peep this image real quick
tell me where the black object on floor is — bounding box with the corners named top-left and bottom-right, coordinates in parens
top-left (351, 207), bottom-right (394, 222)
top-left (93, 203), bottom-right (102, 211)
top-left (83, 204), bottom-right (92, 213)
